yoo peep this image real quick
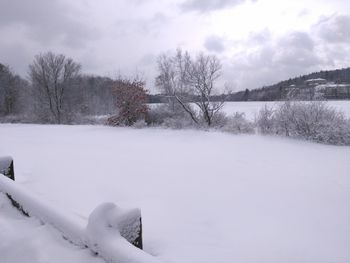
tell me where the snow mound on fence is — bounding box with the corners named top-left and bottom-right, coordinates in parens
top-left (86, 203), bottom-right (157, 263)
top-left (87, 203), bottom-right (141, 247)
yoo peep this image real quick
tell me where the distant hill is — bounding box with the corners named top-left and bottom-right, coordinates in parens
top-left (227, 67), bottom-right (350, 101)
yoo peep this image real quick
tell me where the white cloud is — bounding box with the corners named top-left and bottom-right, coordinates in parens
top-left (179, 0), bottom-right (246, 13)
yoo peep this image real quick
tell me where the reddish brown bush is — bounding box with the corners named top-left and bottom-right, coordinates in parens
top-left (108, 78), bottom-right (149, 126)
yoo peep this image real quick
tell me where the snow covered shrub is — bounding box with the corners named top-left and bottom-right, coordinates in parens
top-left (274, 101), bottom-right (294, 136)
top-left (285, 101), bottom-right (350, 145)
top-left (132, 119), bottom-right (147, 129)
top-left (223, 112), bottom-right (255, 134)
top-left (75, 115), bottom-right (110, 125)
top-left (0, 114), bottom-right (32, 124)
top-left (146, 103), bottom-right (197, 129)
top-left (146, 104), bottom-right (175, 126)
top-left (270, 101), bottom-right (350, 145)
top-left (210, 111), bottom-right (229, 128)
top-left (256, 105), bottom-right (275, 134)
top-left (162, 115), bottom-right (195, 129)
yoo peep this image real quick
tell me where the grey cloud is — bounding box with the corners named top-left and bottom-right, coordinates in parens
top-left (114, 12), bottom-right (170, 37)
top-left (180, 0), bottom-right (246, 13)
top-left (139, 53), bottom-right (157, 66)
top-left (315, 15), bottom-right (350, 43)
top-left (278, 31), bottom-right (314, 50)
top-left (225, 30), bottom-right (324, 90)
top-left (0, 0), bottom-right (97, 48)
top-left (244, 30), bottom-right (317, 68)
top-left (204, 35), bottom-right (226, 53)
top-left (274, 48), bottom-right (321, 69)
top-left (225, 16), bottom-right (350, 91)
top-left (0, 42), bottom-right (34, 76)
top-left (246, 29), bottom-right (271, 45)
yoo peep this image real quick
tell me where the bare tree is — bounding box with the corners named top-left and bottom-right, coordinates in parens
top-left (29, 52), bottom-right (81, 123)
top-left (156, 54), bottom-right (176, 106)
top-left (0, 64), bottom-right (15, 116)
top-left (0, 64), bottom-right (16, 115)
top-left (156, 49), bottom-right (224, 126)
top-left (0, 64), bottom-right (29, 117)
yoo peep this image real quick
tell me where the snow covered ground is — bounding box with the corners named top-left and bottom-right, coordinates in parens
top-left (222, 100), bottom-right (350, 120)
top-left (0, 124), bottom-right (350, 263)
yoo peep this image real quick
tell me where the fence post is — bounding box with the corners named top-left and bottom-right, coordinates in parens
top-left (0, 156), bottom-right (28, 216)
top-left (0, 156), bottom-right (15, 180)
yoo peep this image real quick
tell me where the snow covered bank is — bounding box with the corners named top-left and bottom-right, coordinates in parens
top-left (0, 124), bottom-right (349, 263)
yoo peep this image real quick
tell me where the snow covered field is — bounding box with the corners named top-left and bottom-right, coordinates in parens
top-left (0, 124), bottom-right (350, 263)
top-left (222, 100), bottom-right (350, 120)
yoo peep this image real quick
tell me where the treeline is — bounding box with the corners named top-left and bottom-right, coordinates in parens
top-left (1, 50), bottom-right (350, 124)
top-left (224, 67), bottom-right (350, 101)
top-left (0, 63), bottom-right (29, 116)
top-left (1, 49), bottom-right (228, 125)
top-left (0, 55), bottom-right (116, 124)
top-left (1, 50), bottom-right (349, 146)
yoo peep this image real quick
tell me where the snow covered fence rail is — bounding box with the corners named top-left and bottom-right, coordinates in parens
top-left (0, 157), bottom-right (160, 263)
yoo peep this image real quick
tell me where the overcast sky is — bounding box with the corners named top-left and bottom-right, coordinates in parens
top-left (1, 0), bottom-right (350, 92)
